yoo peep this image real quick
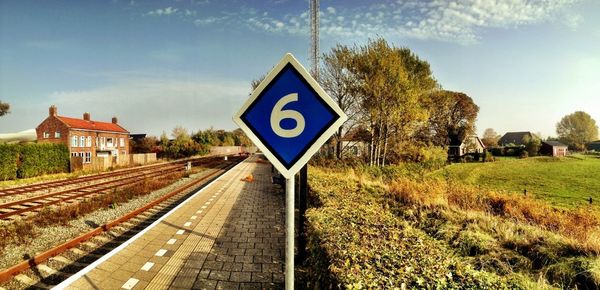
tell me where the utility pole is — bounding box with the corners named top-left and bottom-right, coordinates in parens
top-left (298, 0), bottom-right (319, 265)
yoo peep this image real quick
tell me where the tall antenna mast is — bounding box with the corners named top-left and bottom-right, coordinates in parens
top-left (310, 0), bottom-right (319, 79)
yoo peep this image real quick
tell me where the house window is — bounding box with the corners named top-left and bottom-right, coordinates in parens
top-left (55, 132), bottom-right (61, 138)
top-left (100, 137), bottom-right (105, 147)
top-left (107, 138), bottom-right (114, 147)
top-left (43, 132), bottom-right (50, 138)
top-left (71, 152), bottom-right (77, 157)
top-left (71, 136), bottom-right (78, 147)
top-left (86, 136), bottom-right (92, 147)
top-left (119, 137), bottom-right (125, 147)
top-left (80, 136), bottom-right (86, 148)
top-left (84, 152), bottom-right (91, 163)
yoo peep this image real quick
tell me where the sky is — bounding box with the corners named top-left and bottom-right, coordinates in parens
top-left (0, 0), bottom-right (599, 139)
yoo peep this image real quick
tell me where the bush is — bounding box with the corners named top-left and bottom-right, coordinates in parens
top-left (17, 143), bottom-right (70, 178)
top-left (490, 147), bottom-right (503, 156)
top-left (0, 144), bottom-right (19, 180)
top-left (484, 151), bottom-right (495, 162)
top-left (519, 150), bottom-right (529, 159)
top-left (0, 143), bottom-right (69, 180)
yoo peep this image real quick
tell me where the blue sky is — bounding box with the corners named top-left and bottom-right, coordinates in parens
top-left (1, 0), bottom-right (599, 138)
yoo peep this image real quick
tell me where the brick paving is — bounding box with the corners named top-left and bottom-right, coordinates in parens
top-left (63, 156), bottom-right (285, 290)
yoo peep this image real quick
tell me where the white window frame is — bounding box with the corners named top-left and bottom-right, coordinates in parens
top-left (71, 136), bottom-right (78, 147)
top-left (43, 132), bottom-right (50, 138)
top-left (107, 137), bottom-right (114, 148)
top-left (84, 152), bottom-right (91, 163)
top-left (55, 131), bottom-right (61, 138)
top-left (86, 136), bottom-right (92, 147)
top-left (80, 136), bottom-right (86, 148)
top-left (119, 137), bottom-right (125, 148)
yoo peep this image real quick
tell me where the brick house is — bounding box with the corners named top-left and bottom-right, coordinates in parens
top-left (36, 105), bottom-right (130, 168)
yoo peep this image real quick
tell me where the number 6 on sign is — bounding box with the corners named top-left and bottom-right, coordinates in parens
top-left (270, 93), bottom-right (305, 138)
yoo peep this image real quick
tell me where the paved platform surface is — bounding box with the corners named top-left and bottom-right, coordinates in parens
top-left (63, 156), bottom-right (285, 290)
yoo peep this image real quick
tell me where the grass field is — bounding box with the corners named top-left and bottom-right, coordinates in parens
top-left (431, 154), bottom-right (600, 209)
top-left (306, 166), bottom-right (600, 289)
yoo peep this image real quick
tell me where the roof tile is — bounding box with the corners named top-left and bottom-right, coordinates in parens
top-left (57, 116), bottom-right (129, 133)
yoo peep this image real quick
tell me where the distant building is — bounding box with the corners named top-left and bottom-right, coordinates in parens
top-left (498, 131), bottom-right (539, 146)
top-left (36, 106), bottom-right (130, 167)
top-left (448, 135), bottom-right (486, 159)
top-left (540, 141), bottom-right (568, 157)
top-left (588, 140), bottom-right (600, 151)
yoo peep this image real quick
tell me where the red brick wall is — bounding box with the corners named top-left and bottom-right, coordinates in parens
top-left (36, 116), bottom-right (70, 146)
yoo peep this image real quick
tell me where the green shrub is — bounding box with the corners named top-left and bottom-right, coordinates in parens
top-left (0, 143), bottom-right (71, 180)
top-left (484, 151), bottom-right (495, 162)
top-left (0, 144), bottom-right (19, 180)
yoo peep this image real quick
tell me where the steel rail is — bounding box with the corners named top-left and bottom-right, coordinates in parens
top-left (0, 155), bottom-right (215, 197)
top-left (0, 157), bottom-right (227, 220)
top-left (0, 157), bottom-right (240, 284)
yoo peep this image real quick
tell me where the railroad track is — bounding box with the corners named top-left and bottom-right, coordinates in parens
top-left (0, 156), bottom-right (245, 289)
top-left (0, 156), bottom-right (230, 220)
top-left (0, 155), bottom-right (219, 198)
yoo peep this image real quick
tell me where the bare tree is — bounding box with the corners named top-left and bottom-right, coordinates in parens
top-left (320, 45), bottom-right (361, 159)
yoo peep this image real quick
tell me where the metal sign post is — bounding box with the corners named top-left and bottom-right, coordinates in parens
top-left (233, 53), bottom-right (347, 289)
top-left (285, 177), bottom-right (295, 289)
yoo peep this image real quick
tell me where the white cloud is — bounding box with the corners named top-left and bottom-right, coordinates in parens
top-left (194, 16), bottom-right (227, 26)
top-left (145, 7), bottom-right (178, 16)
top-left (47, 78), bottom-right (249, 135)
top-left (242, 0), bottom-right (582, 44)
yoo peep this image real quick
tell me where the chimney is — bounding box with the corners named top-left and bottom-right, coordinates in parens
top-left (83, 112), bottom-right (90, 121)
top-left (49, 105), bottom-right (57, 117)
top-left (112, 117), bottom-right (118, 124)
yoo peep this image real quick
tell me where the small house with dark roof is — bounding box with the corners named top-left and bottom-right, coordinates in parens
top-left (498, 131), bottom-right (539, 146)
top-left (540, 141), bottom-right (568, 157)
top-left (36, 106), bottom-right (130, 167)
top-left (448, 135), bottom-right (486, 159)
top-left (588, 140), bottom-right (600, 152)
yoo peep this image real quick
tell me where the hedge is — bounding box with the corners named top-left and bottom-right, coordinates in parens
top-left (0, 144), bottom-right (19, 180)
top-left (0, 143), bottom-right (70, 180)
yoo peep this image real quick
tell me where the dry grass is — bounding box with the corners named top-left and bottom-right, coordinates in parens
top-left (388, 177), bottom-right (600, 254)
top-left (0, 171), bottom-right (183, 251)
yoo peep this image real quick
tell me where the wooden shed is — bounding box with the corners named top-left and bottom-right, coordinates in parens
top-left (540, 141), bottom-right (568, 157)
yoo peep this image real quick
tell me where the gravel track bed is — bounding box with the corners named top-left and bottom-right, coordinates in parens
top-left (0, 167), bottom-right (215, 270)
top-left (0, 163), bottom-right (177, 204)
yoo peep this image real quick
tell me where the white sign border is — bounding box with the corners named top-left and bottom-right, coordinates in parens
top-left (233, 53), bottom-right (347, 178)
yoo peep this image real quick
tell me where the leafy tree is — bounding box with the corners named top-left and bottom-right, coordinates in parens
top-left (523, 135), bottom-right (541, 156)
top-left (232, 128), bottom-right (252, 147)
top-left (131, 136), bottom-right (158, 154)
top-left (481, 128), bottom-right (500, 147)
top-left (0, 101), bottom-right (9, 116)
top-left (556, 111), bottom-right (599, 151)
top-left (349, 38), bottom-right (436, 166)
top-left (423, 91), bottom-right (479, 147)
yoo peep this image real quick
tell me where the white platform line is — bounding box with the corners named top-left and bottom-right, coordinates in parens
top-left (155, 249), bottom-right (167, 257)
top-left (176, 229), bottom-right (185, 235)
top-left (184, 222), bottom-right (192, 227)
top-left (141, 262), bottom-right (154, 271)
top-left (191, 215), bottom-right (197, 220)
top-left (167, 238), bottom-right (177, 245)
top-left (121, 278), bottom-right (139, 289)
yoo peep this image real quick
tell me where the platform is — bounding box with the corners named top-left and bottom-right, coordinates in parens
top-left (58, 156), bottom-right (285, 290)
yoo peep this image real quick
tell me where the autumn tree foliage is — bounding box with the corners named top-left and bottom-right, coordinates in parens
top-left (556, 111), bottom-right (599, 151)
top-left (481, 128), bottom-right (500, 147)
top-left (0, 101), bottom-right (9, 117)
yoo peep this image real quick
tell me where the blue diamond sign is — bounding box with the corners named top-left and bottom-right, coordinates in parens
top-left (233, 53), bottom-right (347, 178)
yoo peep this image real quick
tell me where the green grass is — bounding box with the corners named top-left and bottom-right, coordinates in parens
top-left (431, 154), bottom-right (600, 209)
